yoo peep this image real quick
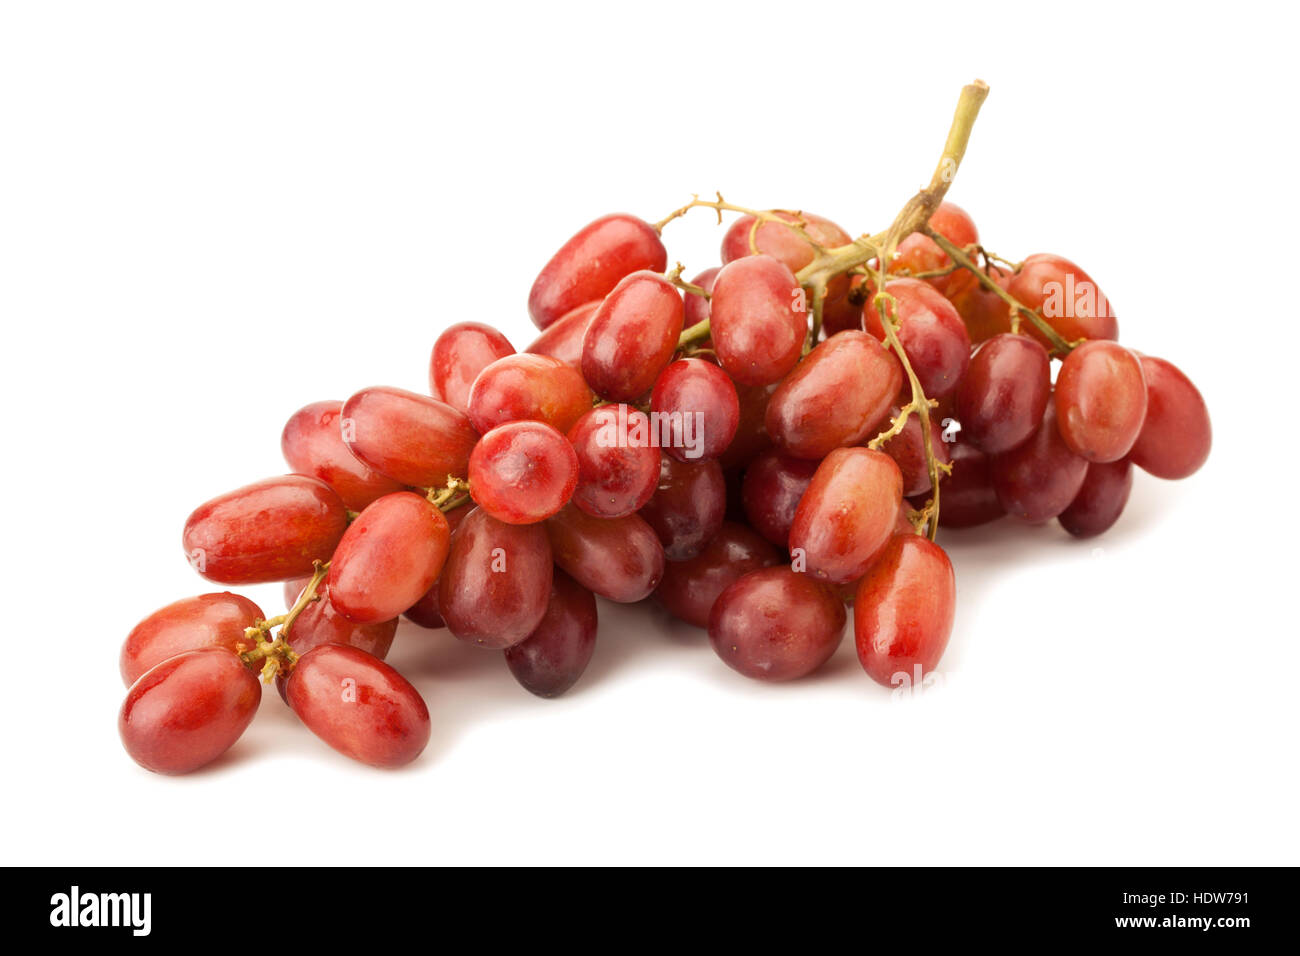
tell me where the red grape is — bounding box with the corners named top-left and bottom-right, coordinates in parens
top-left (285, 644), bottom-right (430, 769)
top-left (1127, 355), bottom-right (1211, 479)
top-left (503, 570), bottom-right (598, 698)
top-left (789, 447), bottom-right (903, 584)
top-left (581, 271), bottom-right (685, 401)
top-left (865, 278), bottom-right (971, 399)
top-left (1058, 459), bottom-right (1133, 538)
top-left (438, 506), bottom-right (553, 647)
top-left (721, 210), bottom-right (851, 271)
top-left (327, 492), bottom-right (450, 624)
top-left (638, 455), bottom-right (726, 561)
top-left (880, 406), bottom-right (953, 497)
top-left (546, 504), bottom-right (665, 602)
top-left (119, 648), bottom-right (261, 775)
top-left (740, 449), bottom-right (818, 549)
top-left (990, 401), bottom-right (1089, 522)
top-left (708, 568), bottom-right (846, 681)
top-left (528, 214), bottom-right (667, 330)
top-left (398, 506), bottom-right (467, 629)
top-left (947, 262), bottom-right (1014, 344)
top-left (120, 592), bottom-right (265, 687)
top-left (1054, 340), bottom-right (1148, 462)
top-left (854, 535), bottom-right (955, 687)
top-left (468, 420), bottom-right (579, 524)
top-left (653, 522), bottom-right (780, 628)
top-left (341, 386), bottom-right (478, 488)
top-left (682, 266), bottom-right (720, 326)
top-left (956, 333), bottom-right (1052, 454)
top-left (1005, 253), bottom-right (1119, 346)
top-left (650, 358), bottom-right (739, 462)
top-left (934, 441), bottom-right (1004, 529)
top-left (183, 475), bottom-right (348, 585)
top-left (710, 255), bottom-right (807, 386)
top-left (429, 321), bottom-right (515, 414)
top-left (719, 380), bottom-right (776, 469)
top-left (283, 582), bottom-right (397, 660)
top-left (467, 352), bottom-right (593, 435)
top-left (281, 400), bottom-right (406, 511)
top-left (889, 201), bottom-right (980, 300)
top-left (765, 330), bottom-right (900, 459)
top-left (567, 404), bottom-right (659, 518)
top-left (525, 300), bottom-right (600, 368)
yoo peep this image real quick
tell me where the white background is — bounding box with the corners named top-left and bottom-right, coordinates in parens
top-left (2, 1), bottom-right (1297, 866)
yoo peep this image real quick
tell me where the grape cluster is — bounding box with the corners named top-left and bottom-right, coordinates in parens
top-left (117, 89), bottom-right (1211, 774)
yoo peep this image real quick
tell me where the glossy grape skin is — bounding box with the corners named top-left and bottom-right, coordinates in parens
top-left (881, 406), bottom-right (953, 497)
top-left (183, 475), bottom-right (348, 585)
top-left (567, 405), bottom-right (659, 518)
top-left (638, 455), bottom-right (726, 561)
top-left (990, 402), bottom-right (1089, 522)
top-left (719, 380), bottom-right (777, 469)
top-left (285, 644), bottom-right (430, 769)
top-left (789, 447), bottom-right (903, 584)
top-left (710, 255), bottom-right (807, 386)
top-left (765, 331), bottom-right (900, 459)
top-left (525, 300), bottom-right (600, 368)
top-left (429, 322), bottom-right (515, 414)
top-left (467, 353), bottom-right (593, 435)
top-left (888, 202), bottom-right (980, 300)
top-left (438, 507), bottom-right (553, 648)
top-left (281, 400), bottom-right (406, 511)
top-left (708, 568), bottom-right (846, 681)
top-left (1054, 341), bottom-right (1148, 463)
top-left (581, 271), bottom-right (685, 402)
top-left (956, 334), bottom-right (1052, 454)
top-left (503, 570), bottom-right (598, 698)
top-left (935, 441), bottom-right (1004, 529)
top-left (1127, 356), bottom-right (1211, 479)
top-left (468, 420), bottom-right (578, 524)
top-left (399, 505), bottom-right (465, 630)
top-left (682, 267), bottom-right (720, 327)
top-left (546, 504), bottom-right (665, 603)
top-left (528, 214), bottom-right (667, 330)
top-left (1005, 253), bottom-right (1119, 346)
top-left (327, 492), bottom-right (450, 624)
top-left (854, 535), bottom-right (956, 688)
top-left (1058, 459), bottom-right (1133, 538)
top-left (341, 386), bottom-right (478, 488)
top-left (282, 582), bottom-right (397, 660)
top-left (721, 210), bottom-right (851, 271)
top-left (865, 279), bottom-right (971, 399)
top-left (650, 358), bottom-right (739, 462)
top-left (947, 262), bottom-right (1014, 344)
top-left (653, 522), bottom-right (781, 628)
top-left (119, 648), bottom-right (261, 775)
top-left (741, 449), bottom-right (818, 549)
top-left (120, 592), bottom-right (265, 687)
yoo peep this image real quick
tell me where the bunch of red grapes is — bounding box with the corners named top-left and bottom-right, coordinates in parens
top-left (117, 187), bottom-right (1210, 775)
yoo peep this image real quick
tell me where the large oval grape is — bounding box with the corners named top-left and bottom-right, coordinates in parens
top-left (120, 592), bottom-right (265, 687)
top-left (341, 386), bottom-right (478, 488)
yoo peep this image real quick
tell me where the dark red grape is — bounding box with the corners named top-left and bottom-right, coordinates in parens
top-left (710, 255), bottom-right (807, 386)
top-left (880, 406), bottom-right (953, 497)
top-left (956, 333), bottom-right (1052, 454)
top-left (468, 420), bottom-right (578, 524)
top-left (649, 358), bottom-right (739, 462)
top-left (789, 447), bottom-right (903, 584)
top-left (120, 592), bottom-right (265, 687)
top-left (1005, 253), bottom-right (1118, 345)
top-left (503, 570), bottom-right (598, 698)
top-left (708, 568), bottom-right (845, 681)
top-left (438, 506), bottom-right (553, 647)
top-left (865, 278), bottom-right (971, 399)
top-left (854, 535), bottom-right (955, 687)
top-left (764, 330), bottom-right (900, 459)
top-left (327, 492), bottom-right (450, 623)
top-left (119, 648), bottom-right (261, 775)
top-left (546, 504), bottom-right (665, 603)
top-left (285, 644), bottom-right (430, 769)
top-left (1127, 355), bottom-right (1211, 479)
top-left (567, 404), bottom-right (660, 518)
top-left (581, 271), bottom-right (685, 401)
top-left (281, 400), bottom-right (406, 511)
top-left (638, 455), bottom-right (726, 561)
top-left (719, 380), bottom-right (777, 469)
top-left (525, 300), bottom-right (600, 368)
top-left (990, 401), bottom-right (1089, 522)
top-left (282, 582), bottom-right (397, 660)
top-left (467, 352), bottom-right (593, 435)
top-left (653, 522), bottom-right (780, 628)
top-left (183, 475), bottom-right (348, 585)
top-left (740, 448), bottom-right (818, 549)
top-left (1055, 340), bottom-right (1148, 462)
top-left (429, 321), bottom-right (515, 414)
top-left (1058, 459), bottom-right (1133, 538)
top-left (528, 214), bottom-right (667, 330)
top-left (935, 441), bottom-right (1004, 528)
top-left (341, 386), bottom-right (478, 488)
